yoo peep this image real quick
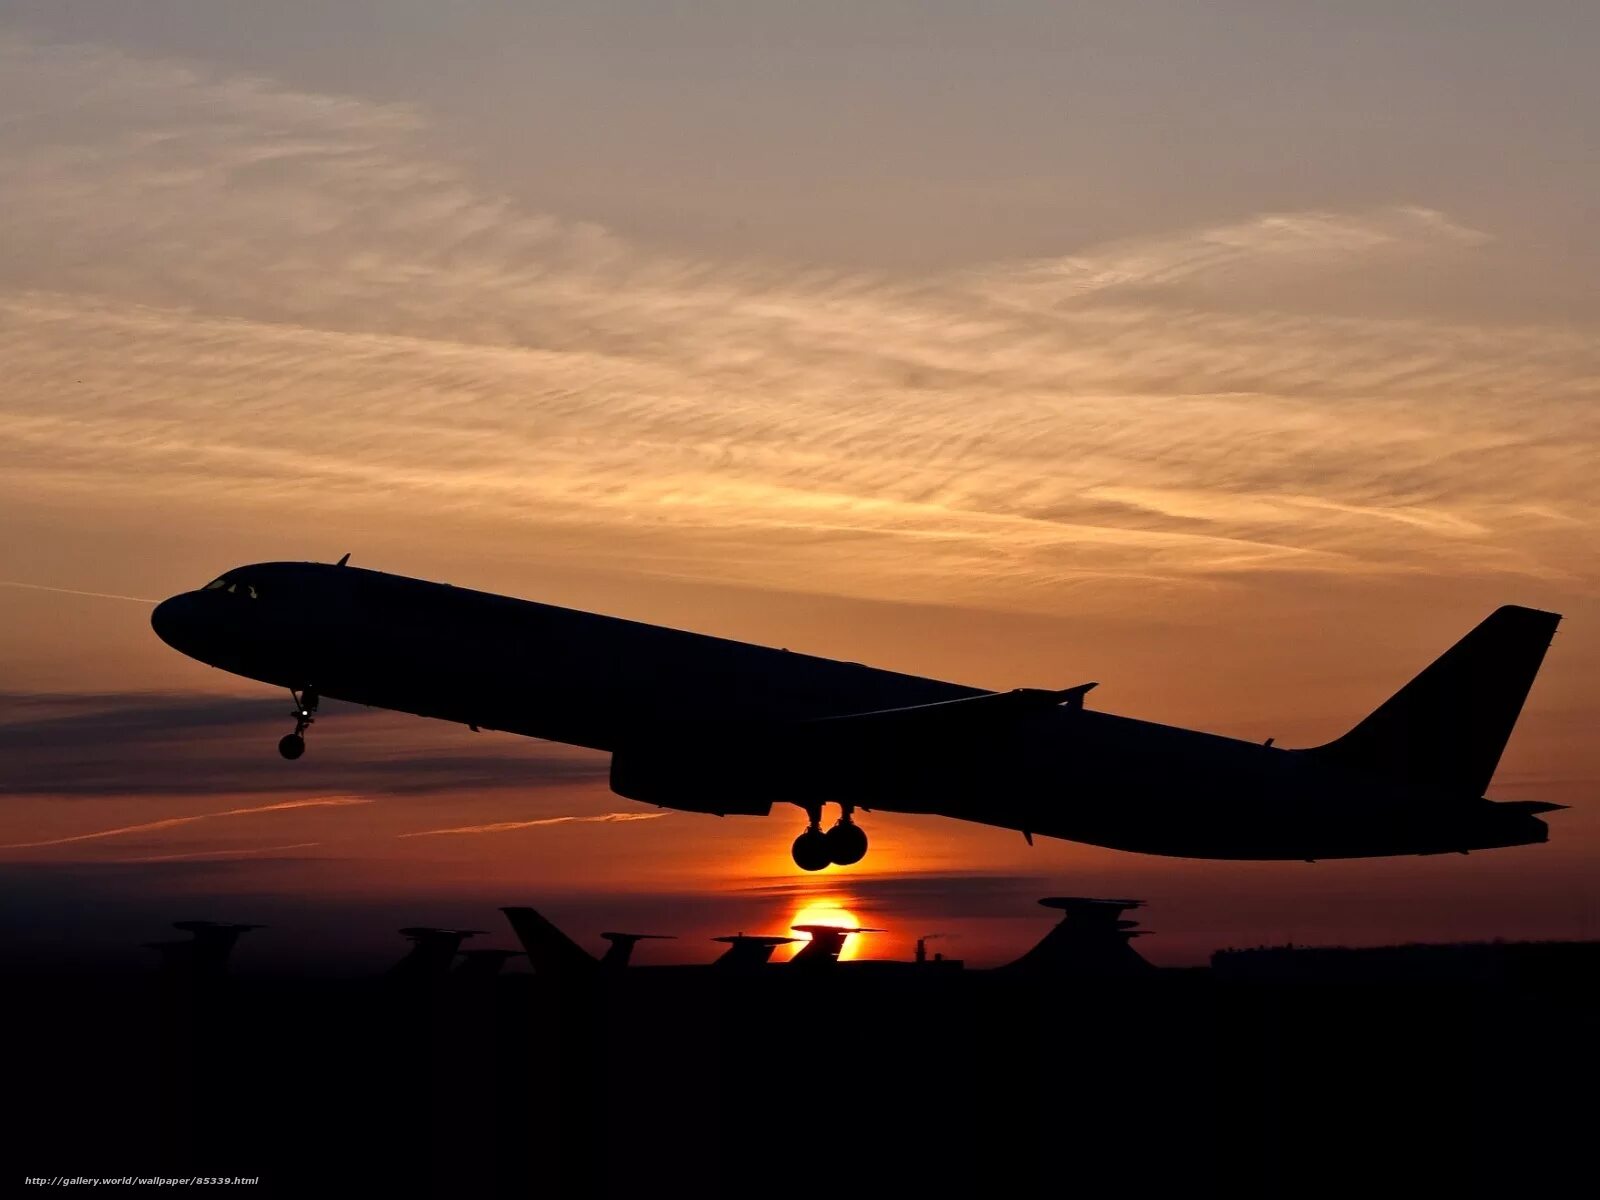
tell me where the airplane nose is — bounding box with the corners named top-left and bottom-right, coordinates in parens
top-left (150, 593), bottom-right (197, 651)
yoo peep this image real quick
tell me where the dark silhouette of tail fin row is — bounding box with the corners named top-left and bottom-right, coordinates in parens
top-left (600, 931), bottom-right (675, 968)
top-left (500, 906), bottom-right (600, 977)
top-left (790, 924), bottom-right (883, 966)
top-left (997, 898), bottom-right (1155, 978)
top-left (1303, 605), bottom-right (1561, 798)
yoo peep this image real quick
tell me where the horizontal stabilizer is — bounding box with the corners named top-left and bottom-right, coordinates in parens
top-left (1038, 897), bottom-right (1143, 913)
top-left (792, 924), bottom-right (885, 934)
top-left (712, 934), bottom-right (798, 945)
top-left (1494, 800), bottom-right (1567, 815)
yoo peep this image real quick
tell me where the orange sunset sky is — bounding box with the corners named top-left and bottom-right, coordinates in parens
top-left (1, 4), bottom-right (1596, 971)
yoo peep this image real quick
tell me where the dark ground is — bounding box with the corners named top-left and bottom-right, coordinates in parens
top-left (9, 947), bottom-right (1596, 1197)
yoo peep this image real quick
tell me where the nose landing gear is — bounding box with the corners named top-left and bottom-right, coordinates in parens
top-left (790, 804), bottom-right (870, 871)
top-left (278, 687), bottom-right (318, 760)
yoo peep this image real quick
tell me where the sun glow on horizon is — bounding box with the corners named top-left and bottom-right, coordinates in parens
top-left (788, 900), bottom-right (865, 961)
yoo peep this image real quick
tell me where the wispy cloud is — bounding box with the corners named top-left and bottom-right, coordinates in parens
top-left (742, 870), bottom-right (1052, 913)
top-left (0, 31), bottom-right (1595, 621)
top-left (971, 206), bottom-right (1490, 307)
top-left (398, 811), bottom-right (669, 838)
top-left (0, 691), bottom-right (611, 798)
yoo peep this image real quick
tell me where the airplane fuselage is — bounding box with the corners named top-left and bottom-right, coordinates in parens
top-left (151, 561), bottom-right (1556, 865)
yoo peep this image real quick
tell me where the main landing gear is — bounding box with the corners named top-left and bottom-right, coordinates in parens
top-left (278, 687), bottom-right (318, 760)
top-left (791, 804), bottom-right (869, 872)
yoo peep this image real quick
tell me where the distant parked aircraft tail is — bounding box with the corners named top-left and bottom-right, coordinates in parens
top-left (1301, 605), bottom-right (1560, 798)
top-left (500, 906), bottom-right (598, 978)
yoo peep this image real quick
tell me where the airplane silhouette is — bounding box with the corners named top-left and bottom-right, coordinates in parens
top-left (502, 906), bottom-right (880, 974)
top-left (151, 558), bottom-right (1565, 870)
top-left (708, 933), bottom-right (802, 969)
top-left (994, 898), bottom-right (1156, 978)
top-left (453, 948), bottom-right (526, 980)
top-left (599, 931), bottom-right (675, 969)
top-left (499, 901), bottom-right (1151, 977)
top-left (501, 906), bottom-right (794, 975)
top-left (144, 920), bottom-right (264, 978)
top-left (386, 926), bottom-right (487, 980)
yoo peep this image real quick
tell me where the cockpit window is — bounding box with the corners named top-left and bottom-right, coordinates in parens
top-left (202, 576), bottom-right (259, 598)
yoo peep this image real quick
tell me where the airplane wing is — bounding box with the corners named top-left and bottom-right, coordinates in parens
top-left (796, 684), bottom-right (1097, 735)
top-left (611, 685), bottom-right (1097, 815)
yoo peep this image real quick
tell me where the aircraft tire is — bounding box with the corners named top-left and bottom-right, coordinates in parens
top-left (825, 822), bottom-right (868, 866)
top-left (792, 829), bottom-right (831, 872)
top-left (278, 733), bottom-right (306, 760)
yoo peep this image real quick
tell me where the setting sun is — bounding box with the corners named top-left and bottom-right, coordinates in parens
top-left (789, 900), bottom-right (865, 961)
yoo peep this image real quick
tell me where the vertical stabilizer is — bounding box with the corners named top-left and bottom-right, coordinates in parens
top-left (1302, 606), bottom-right (1560, 797)
top-left (500, 906), bottom-right (599, 978)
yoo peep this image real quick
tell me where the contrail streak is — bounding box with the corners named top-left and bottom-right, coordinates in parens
top-left (399, 811), bottom-right (669, 837)
top-left (0, 579), bottom-right (159, 605)
top-left (118, 841), bottom-right (323, 863)
top-left (0, 795), bottom-right (371, 849)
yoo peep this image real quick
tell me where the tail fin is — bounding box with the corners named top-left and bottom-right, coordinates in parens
top-left (500, 906), bottom-right (598, 978)
top-left (1302, 605), bottom-right (1560, 798)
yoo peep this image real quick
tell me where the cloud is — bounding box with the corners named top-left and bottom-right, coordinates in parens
top-left (0, 690), bottom-right (611, 798)
top-left (970, 206), bottom-right (1490, 308)
top-left (0, 34), bottom-right (621, 327)
top-left (742, 870), bottom-right (1054, 920)
top-left (0, 30), bottom-right (1594, 623)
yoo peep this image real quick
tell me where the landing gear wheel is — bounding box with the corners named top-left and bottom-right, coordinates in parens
top-left (825, 821), bottom-right (868, 866)
top-left (792, 827), bottom-right (831, 872)
top-left (279, 686), bottom-right (318, 760)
